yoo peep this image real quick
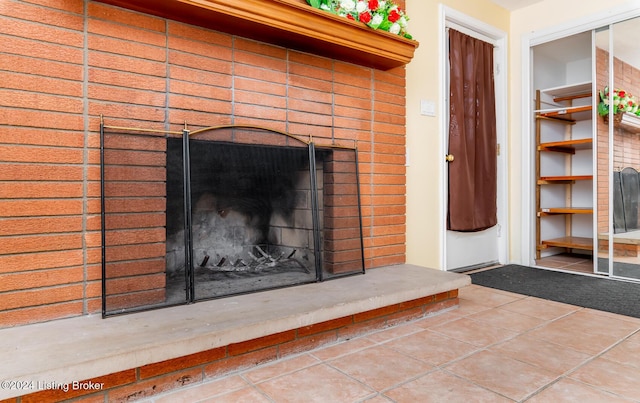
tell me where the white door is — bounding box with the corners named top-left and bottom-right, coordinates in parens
top-left (446, 227), bottom-right (499, 271)
top-left (442, 10), bottom-right (506, 272)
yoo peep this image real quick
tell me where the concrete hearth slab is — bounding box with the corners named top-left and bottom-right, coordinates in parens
top-left (0, 264), bottom-right (469, 400)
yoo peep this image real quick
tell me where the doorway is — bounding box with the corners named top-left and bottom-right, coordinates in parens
top-left (440, 6), bottom-right (508, 272)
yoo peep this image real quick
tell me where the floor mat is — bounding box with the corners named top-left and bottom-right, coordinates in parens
top-left (470, 264), bottom-right (640, 318)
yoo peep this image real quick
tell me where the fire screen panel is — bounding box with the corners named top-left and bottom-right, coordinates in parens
top-left (316, 146), bottom-right (366, 280)
top-left (102, 124), bottom-right (364, 316)
top-left (101, 127), bottom-right (188, 316)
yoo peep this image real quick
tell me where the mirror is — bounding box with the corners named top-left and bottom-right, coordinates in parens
top-left (595, 17), bottom-right (640, 280)
top-left (594, 26), bottom-right (610, 275)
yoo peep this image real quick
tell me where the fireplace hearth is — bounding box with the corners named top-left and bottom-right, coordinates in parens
top-left (101, 124), bottom-right (365, 316)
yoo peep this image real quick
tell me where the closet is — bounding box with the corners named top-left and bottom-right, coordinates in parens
top-left (533, 32), bottom-right (594, 272)
top-left (531, 18), bottom-right (640, 282)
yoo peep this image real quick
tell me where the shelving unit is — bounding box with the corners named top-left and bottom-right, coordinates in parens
top-left (535, 82), bottom-right (594, 259)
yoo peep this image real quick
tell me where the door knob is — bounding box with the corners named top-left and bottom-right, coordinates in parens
top-left (445, 154), bottom-right (455, 162)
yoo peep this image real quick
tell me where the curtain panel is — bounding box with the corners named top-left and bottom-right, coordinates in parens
top-left (447, 29), bottom-right (497, 232)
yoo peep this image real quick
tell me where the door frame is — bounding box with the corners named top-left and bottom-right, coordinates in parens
top-left (520, 4), bottom-right (640, 267)
top-left (439, 5), bottom-right (509, 270)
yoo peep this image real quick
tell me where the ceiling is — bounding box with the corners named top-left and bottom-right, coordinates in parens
top-left (490, 1), bottom-right (640, 68)
top-left (535, 24), bottom-right (640, 70)
top-left (489, 0), bottom-right (543, 11)
top-left (594, 18), bottom-right (640, 69)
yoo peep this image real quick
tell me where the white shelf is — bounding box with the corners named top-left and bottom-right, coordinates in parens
top-left (535, 82), bottom-right (593, 122)
top-left (540, 81), bottom-right (592, 98)
top-left (617, 112), bottom-right (640, 133)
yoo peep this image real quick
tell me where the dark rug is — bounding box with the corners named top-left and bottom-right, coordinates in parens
top-left (470, 264), bottom-right (640, 318)
top-left (597, 258), bottom-right (640, 279)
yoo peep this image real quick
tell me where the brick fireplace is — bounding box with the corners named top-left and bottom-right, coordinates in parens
top-left (101, 124), bottom-right (365, 314)
top-left (0, 4), bottom-right (481, 402)
top-left (0, 0), bottom-right (412, 327)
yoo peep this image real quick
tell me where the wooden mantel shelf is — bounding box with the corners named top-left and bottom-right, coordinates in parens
top-left (94, 0), bottom-right (419, 70)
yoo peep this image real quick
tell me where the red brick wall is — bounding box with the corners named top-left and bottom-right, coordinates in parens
top-left (595, 47), bottom-right (640, 234)
top-left (0, 0), bottom-right (407, 327)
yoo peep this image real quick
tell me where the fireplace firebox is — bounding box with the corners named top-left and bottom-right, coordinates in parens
top-left (100, 123), bottom-right (365, 316)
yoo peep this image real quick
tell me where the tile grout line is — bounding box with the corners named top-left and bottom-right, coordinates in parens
top-left (143, 287), bottom-right (640, 402)
top-left (459, 288), bottom-right (640, 401)
top-left (532, 326), bottom-right (640, 401)
top-left (435, 290), bottom-right (596, 401)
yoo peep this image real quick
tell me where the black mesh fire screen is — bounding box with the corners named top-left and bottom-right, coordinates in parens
top-left (101, 124), bottom-right (364, 316)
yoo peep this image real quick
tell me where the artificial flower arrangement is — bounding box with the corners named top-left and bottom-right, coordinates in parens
top-left (305, 0), bottom-right (412, 39)
top-left (598, 86), bottom-right (640, 117)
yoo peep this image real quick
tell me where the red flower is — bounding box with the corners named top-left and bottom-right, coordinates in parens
top-left (347, 14), bottom-right (355, 20)
top-left (359, 11), bottom-right (372, 24)
top-left (619, 90), bottom-right (626, 97)
top-left (388, 9), bottom-right (400, 23)
top-left (368, 0), bottom-right (379, 10)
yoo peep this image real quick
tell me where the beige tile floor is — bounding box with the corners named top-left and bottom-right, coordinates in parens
top-left (536, 253), bottom-right (595, 274)
top-left (140, 285), bottom-right (640, 402)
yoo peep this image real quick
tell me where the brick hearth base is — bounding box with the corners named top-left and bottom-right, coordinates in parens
top-left (0, 265), bottom-right (469, 402)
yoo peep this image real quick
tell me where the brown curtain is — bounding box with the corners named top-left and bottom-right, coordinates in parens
top-left (447, 29), bottom-right (497, 232)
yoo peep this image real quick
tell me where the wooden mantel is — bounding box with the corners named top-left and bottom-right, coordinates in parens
top-left (94, 0), bottom-right (419, 70)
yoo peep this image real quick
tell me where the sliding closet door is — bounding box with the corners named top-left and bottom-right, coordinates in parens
top-left (608, 18), bottom-right (640, 281)
top-left (596, 18), bottom-right (640, 281)
top-left (594, 26), bottom-right (611, 275)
